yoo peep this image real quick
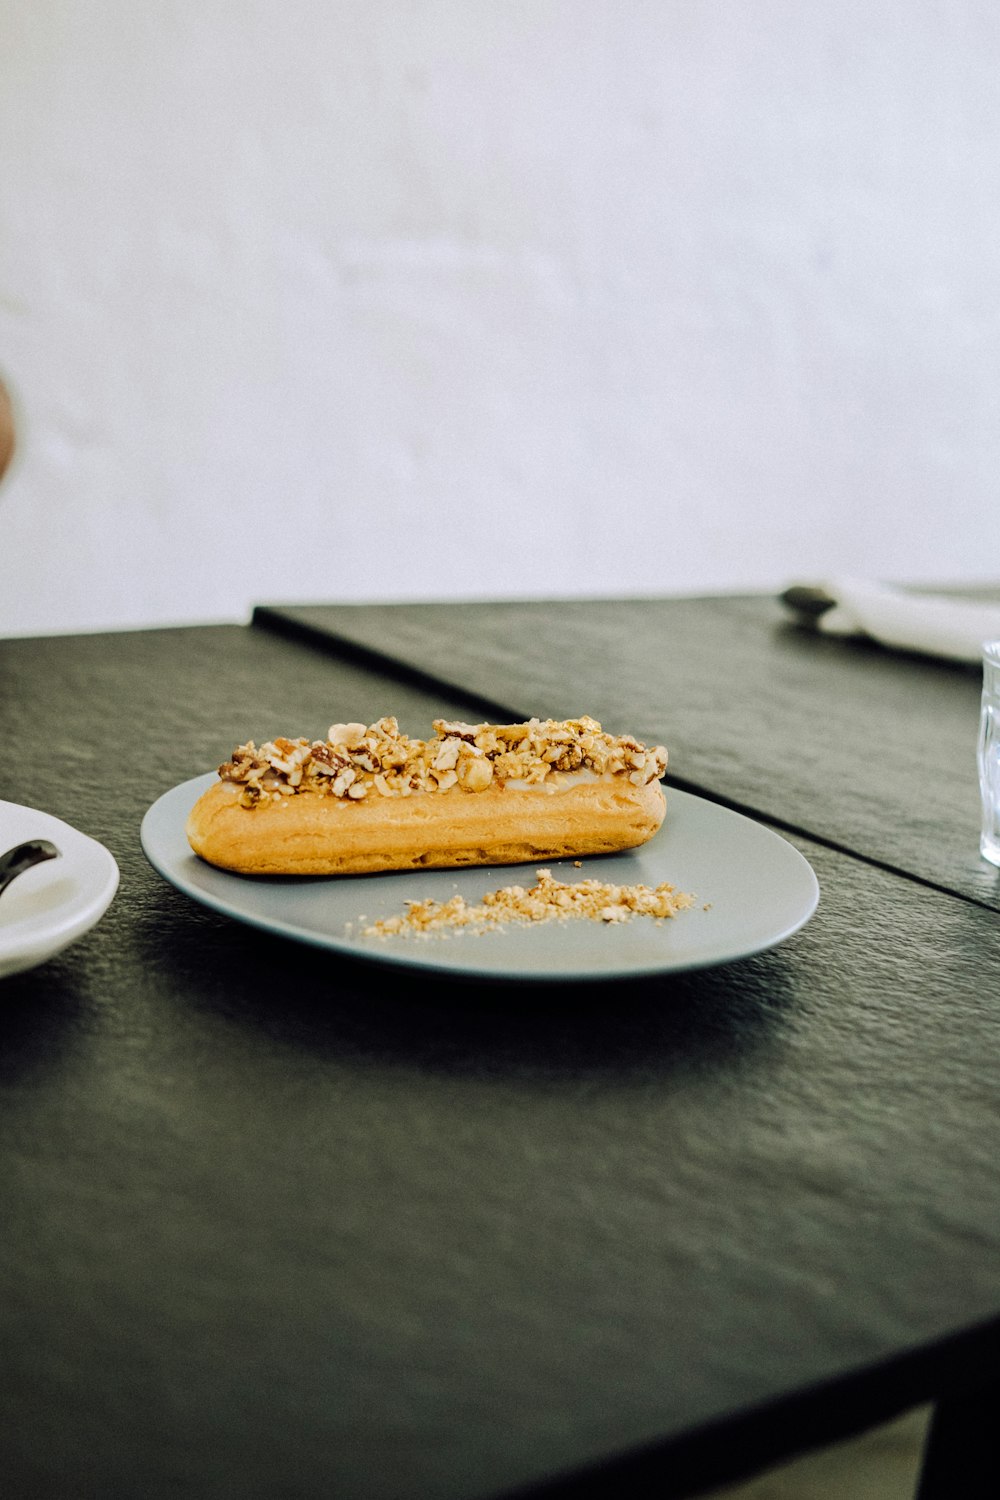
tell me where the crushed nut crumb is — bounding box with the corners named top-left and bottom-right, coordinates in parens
top-left (218, 716), bottom-right (668, 806)
top-left (362, 867), bottom-right (694, 939)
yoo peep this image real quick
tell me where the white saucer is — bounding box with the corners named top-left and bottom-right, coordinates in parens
top-left (0, 801), bottom-right (120, 979)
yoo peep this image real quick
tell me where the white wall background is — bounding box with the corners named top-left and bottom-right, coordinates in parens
top-left (2, 0), bottom-right (1000, 637)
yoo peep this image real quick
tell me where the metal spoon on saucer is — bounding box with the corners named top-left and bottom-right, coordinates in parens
top-left (0, 840), bottom-right (60, 900)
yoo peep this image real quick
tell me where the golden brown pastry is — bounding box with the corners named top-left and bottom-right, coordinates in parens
top-left (186, 716), bottom-right (668, 876)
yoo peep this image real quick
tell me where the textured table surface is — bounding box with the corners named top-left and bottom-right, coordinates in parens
top-left (2, 618), bottom-right (999, 1500)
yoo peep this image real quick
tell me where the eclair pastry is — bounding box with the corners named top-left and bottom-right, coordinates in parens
top-left (185, 716), bottom-right (668, 876)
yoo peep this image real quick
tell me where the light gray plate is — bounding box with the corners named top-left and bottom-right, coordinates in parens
top-left (141, 775), bottom-right (819, 983)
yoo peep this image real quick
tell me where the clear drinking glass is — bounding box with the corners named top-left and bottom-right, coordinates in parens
top-left (979, 640), bottom-right (1000, 867)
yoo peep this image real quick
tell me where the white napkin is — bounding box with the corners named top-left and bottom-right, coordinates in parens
top-left (783, 578), bottom-right (1000, 665)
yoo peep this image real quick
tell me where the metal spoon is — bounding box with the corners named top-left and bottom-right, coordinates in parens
top-left (0, 839), bottom-right (60, 900)
top-left (779, 584), bottom-right (838, 620)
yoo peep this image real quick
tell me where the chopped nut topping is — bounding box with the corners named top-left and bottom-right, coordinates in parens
top-left (217, 716), bottom-right (668, 805)
top-left (361, 867), bottom-right (694, 938)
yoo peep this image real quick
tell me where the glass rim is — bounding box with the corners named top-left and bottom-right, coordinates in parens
top-left (984, 639), bottom-right (1000, 666)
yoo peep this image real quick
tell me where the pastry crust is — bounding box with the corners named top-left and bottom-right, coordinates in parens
top-left (186, 774), bottom-right (666, 876)
top-left (185, 715), bottom-right (668, 876)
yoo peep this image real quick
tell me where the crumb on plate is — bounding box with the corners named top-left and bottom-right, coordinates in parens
top-left (362, 867), bottom-right (695, 939)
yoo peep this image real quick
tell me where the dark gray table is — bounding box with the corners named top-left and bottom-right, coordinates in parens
top-left (2, 600), bottom-right (999, 1499)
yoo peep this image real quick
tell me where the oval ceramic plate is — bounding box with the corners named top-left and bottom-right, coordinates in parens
top-left (141, 774), bottom-right (819, 983)
top-left (0, 802), bottom-right (120, 979)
